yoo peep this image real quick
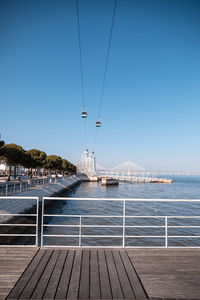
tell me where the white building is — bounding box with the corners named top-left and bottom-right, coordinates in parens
top-left (77, 149), bottom-right (96, 175)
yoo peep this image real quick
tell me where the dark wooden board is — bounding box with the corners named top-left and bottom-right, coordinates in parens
top-left (79, 250), bottom-right (90, 299)
top-left (112, 250), bottom-right (135, 299)
top-left (90, 250), bottom-right (101, 299)
top-left (19, 250), bottom-right (52, 299)
top-left (98, 250), bottom-right (112, 299)
top-left (43, 250), bottom-right (67, 299)
top-left (120, 251), bottom-right (147, 299)
top-left (67, 250), bottom-right (82, 299)
top-left (105, 250), bottom-right (124, 299)
top-left (55, 250), bottom-right (74, 299)
top-left (31, 250), bottom-right (60, 299)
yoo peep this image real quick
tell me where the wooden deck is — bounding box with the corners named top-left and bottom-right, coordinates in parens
top-left (0, 248), bottom-right (38, 300)
top-left (4, 248), bottom-right (200, 300)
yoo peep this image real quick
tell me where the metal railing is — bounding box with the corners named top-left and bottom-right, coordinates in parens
top-left (0, 197), bottom-right (39, 247)
top-left (41, 198), bottom-right (200, 248)
top-left (0, 176), bottom-right (69, 196)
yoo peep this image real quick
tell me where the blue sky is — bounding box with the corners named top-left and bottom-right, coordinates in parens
top-left (0, 0), bottom-right (200, 171)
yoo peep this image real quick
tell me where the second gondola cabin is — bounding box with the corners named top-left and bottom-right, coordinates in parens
top-left (96, 121), bottom-right (101, 127)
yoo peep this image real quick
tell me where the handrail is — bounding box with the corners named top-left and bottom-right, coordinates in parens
top-left (41, 197), bottom-right (200, 248)
top-left (0, 196), bottom-right (39, 247)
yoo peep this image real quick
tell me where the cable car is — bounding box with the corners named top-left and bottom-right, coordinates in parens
top-left (96, 120), bottom-right (101, 127)
top-left (81, 111), bottom-right (87, 118)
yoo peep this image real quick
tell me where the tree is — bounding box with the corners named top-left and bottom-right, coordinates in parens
top-left (45, 155), bottom-right (62, 174)
top-left (1, 144), bottom-right (25, 180)
top-left (26, 149), bottom-right (47, 177)
top-left (62, 159), bottom-right (70, 175)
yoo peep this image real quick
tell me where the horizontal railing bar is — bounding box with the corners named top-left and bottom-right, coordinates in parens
top-left (0, 234), bottom-right (36, 236)
top-left (0, 197), bottom-right (38, 199)
top-left (43, 245), bottom-right (123, 248)
top-left (125, 225), bottom-right (164, 228)
top-left (43, 214), bottom-right (200, 218)
top-left (43, 235), bottom-right (123, 238)
top-left (168, 226), bottom-right (200, 228)
top-left (42, 224), bottom-right (200, 228)
top-left (0, 245), bottom-right (38, 247)
top-left (0, 224), bottom-right (36, 227)
top-left (167, 236), bottom-right (200, 238)
top-left (43, 224), bottom-right (123, 228)
top-left (44, 234), bottom-right (200, 238)
top-left (0, 214), bottom-right (37, 216)
top-left (125, 236), bottom-right (165, 238)
top-left (126, 235), bottom-right (200, 238)
top-left (43, 197), bottom-right (200, 202)
top-left (34, 245), bottom-right (200, 249)
top-left (43, 214), bottom-right (122, 218)
top-left (126, 216), bottom-right (200, 218)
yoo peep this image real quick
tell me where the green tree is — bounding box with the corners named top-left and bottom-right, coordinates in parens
top-left (62, 159), bottom-right (70, 175)
top-left (26, 149), bottom-right (47, 177)
top-left (45, 155), bottom-right (62, 175)
top-left (1, 144), bottom-right (25, 180)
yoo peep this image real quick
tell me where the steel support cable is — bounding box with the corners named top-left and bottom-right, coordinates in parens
top-left (76, 0), bottom-right (87, 148)
top-left (93, 0), bottom-right (117, 152)
top-left (98, 0), bottom-right (117, 119)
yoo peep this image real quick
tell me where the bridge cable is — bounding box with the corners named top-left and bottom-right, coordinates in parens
top-left (94, 0), bottom-right (117, 151)
top-left (76, 0), bottom-right (88, 148)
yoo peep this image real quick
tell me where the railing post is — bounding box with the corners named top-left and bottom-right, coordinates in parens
top-left (122, 200), bottom-right (126, 247)
top-left (20, 182), bottom-right (22, 193)
top-left (41, 198), bottom-right (44, 247)
top-left (36, 197), bottom-right (39, 247)
top-left (165, 217), bottom-right (168, 247)
top-left (5, 184), bottom-right (8, 196)
top-left (79, 216), bottom-right (82, 247)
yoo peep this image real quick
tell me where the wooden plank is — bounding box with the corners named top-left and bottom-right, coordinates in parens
top-left (79, 250), bottom-right (90, 299)
top-left (7, 249), bottom-right (44, 299)
top-left (90, 250), bottom-right (101, 299)
top-left (19, 250), bottom-right (52, 299)
top-left (67, 250), bottom-right (82, 299)
top-left (98, 250), bottom-right (112, 299)
top-left (120, 251), bottom-right (147, 299)
top-left (31, 250), bottom-right (60, 299)
top-left (105, 250), bottom-right (123, 299)
top-left (112, 250), bottom-right (135, 299)
top-left (55, 250), bottom-right (74, 299)
top-left (43, 250), bottom-right (67, 299)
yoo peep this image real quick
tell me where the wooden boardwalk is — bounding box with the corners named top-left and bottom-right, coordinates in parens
top-left (0, 248), bottom-right (38, 300)
top-left (3, 248), bottom-right (200, 300)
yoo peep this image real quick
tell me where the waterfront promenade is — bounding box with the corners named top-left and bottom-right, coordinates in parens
top-left (1, 247), bottom-right (200, 299)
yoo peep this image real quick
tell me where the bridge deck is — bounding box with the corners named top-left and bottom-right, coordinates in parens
top-left (4, 248), bottom-right (200, 300)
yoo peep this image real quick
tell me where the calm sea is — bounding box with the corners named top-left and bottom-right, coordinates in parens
top-left (43, 175), bottom-right (200, 247)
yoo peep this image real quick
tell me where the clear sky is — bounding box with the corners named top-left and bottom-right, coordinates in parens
top-left (0, 0), bottom-right (200, 171)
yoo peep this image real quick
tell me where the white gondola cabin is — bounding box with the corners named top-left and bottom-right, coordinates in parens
top-left (81, 111), bottom-right (88, 118)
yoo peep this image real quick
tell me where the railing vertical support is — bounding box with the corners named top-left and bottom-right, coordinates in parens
top-left (79, 216), bottom-right (82, 247)
top-left (36, 197), bottom-right (39, 247)
top-left (5, 184), bottom-right (8, 196)
top-left (41, 198), bottom-right (44, 247)
top-left (122, 199), bottom-right (126, 247)
top-left (165, 217), bottom-right (168, 247)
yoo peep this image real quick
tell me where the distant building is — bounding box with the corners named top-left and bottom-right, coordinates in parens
top-left (77, 149), bottom-right (96, 175)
